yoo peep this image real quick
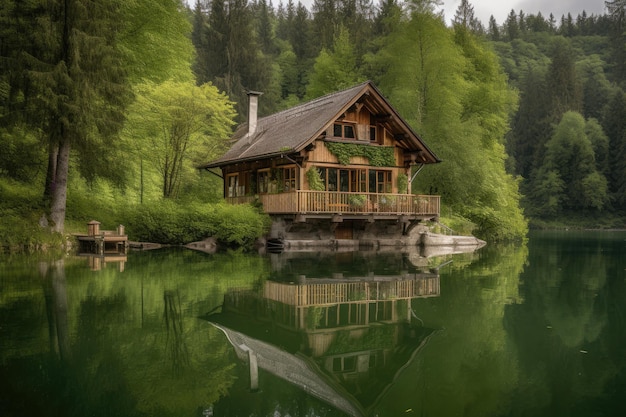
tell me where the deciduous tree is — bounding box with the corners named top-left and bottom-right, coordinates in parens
top-left (125, 81), bottom-right (236, 199)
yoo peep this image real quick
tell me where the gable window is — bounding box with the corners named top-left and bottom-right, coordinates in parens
top-left (370, 126), bottom-right (377, 142)
top-left (333, 123), bottom-right (356, 139)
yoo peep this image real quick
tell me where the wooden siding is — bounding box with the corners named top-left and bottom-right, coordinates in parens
top-left (226, 191), bottom-right (440, 217)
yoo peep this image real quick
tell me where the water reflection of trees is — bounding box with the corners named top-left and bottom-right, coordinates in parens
top-left (0, 250), bottom-right (267, 417)
top-left (371, 242), bottom-right (528, 417)
top-left (504, 231), bottom-right (626, 416)
top-left (163, 289), bottom-right (190, 374)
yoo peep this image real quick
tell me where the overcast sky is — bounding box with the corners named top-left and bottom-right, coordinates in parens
top-left (435, 0), bottom-right (607, 26)
top-left (186, 0), bottom-right (609, 27)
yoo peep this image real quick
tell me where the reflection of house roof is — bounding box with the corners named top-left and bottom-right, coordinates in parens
top-left (209, 321), bottom-right (366, 417)
top-left (200, 81), bottom-right (440, 169)
top-left (207, 313), bottom-right (437, 416)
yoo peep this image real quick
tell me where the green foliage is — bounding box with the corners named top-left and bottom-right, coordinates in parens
top-left (491, 11), bottom-right (626, 219)
top-left (373, 11), bottom-right (527, 241)
top-left (122, 200), bottom-right (270, 247)
top-left (0, 179), bottom-right (63, 251)
top-left (305, 26), bottom-right (366, 99)
top-left (124, 80), bottom-right (236, 198)
top-left (437, 214), bottom-right (477, 236)
top-left (0, 0), bottom-right (198, 233)
top-left (195, 0), bottom-right (274, 120)
top-left (0, 248), bottom-right (269, 414)
top-left (397, 173), bottom-right (408, 194)
top-left (306, 167), bottom-right (325, 191)
top-left (528, 111), bottom-right (610, 214)
top-left (0, 128), bottom-right (45, 182)
top-left (348, 194), bottom-right (367, 207)
top-left (324, 142), bottom-right (396, 166)
top-left (526, 167), bottom-right (566, 217)
top-left (119, 0), bottom-right (195, 83)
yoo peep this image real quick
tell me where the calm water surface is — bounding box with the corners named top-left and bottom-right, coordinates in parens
top-left (1, 231), bottom-right (625, 417)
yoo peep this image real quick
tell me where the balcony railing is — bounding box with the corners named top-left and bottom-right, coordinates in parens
top-left (226, 191), bottom-right (440, 217)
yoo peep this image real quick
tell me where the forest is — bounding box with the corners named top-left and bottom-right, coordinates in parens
top-left (1, 0), bottom-right (625, 249)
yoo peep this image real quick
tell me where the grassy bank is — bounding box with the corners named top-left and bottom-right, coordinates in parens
top-left (1, 178), bottom-right (270, 253)
top-left (528, 211), bottom-right (626, 231)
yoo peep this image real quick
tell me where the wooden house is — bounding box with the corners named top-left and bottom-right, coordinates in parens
top-left (200, 81), bottom-right (441, 245)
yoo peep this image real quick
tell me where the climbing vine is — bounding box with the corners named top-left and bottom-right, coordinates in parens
top-left (324, 142), bottom-right (396, 166)
top-left (397, 173), bottom-right (408, 194)
top-left (306, 167), bottom-right (325, 191)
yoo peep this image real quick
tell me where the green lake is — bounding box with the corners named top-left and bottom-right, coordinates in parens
top-left (1, 230), bottom-right (625, 416)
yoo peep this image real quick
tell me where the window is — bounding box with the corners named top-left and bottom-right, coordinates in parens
top-left (227, 174), bottom-right (239, 197)
top-left (332, 356), bottom-right (357, 373)
top-left (370, 126), bottom-right (377, 142)
top-left (257, 170), bottom-right (270, 193)
top-left (282, 166), bottom-right (296, 192)
top-left (369, 169), bottom-right (392, 193)
top-left (333, 123), bottom-right (356, 139)
top-left (339, 169), bottom-right (350, 192)
top-left (316, 167), bottom-right (369, 193)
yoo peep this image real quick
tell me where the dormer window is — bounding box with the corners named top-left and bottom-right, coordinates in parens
top-left (333, 123), bottom-right (356, 139)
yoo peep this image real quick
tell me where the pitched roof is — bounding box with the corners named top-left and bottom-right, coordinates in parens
top-left (200, 81), bottom-right (440, 169)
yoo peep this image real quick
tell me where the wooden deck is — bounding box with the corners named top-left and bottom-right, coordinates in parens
top-left (76, 221), bottom-right (128, 255)
top-left (226, 191), bottom-right (440, 218)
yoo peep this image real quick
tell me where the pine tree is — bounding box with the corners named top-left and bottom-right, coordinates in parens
top-left (606, 0), bottom-right (626, 82)
top-left (602, 89), bottom-right (626, 208)
top-left (305, 26), bottom-right (365, 98)
top-left (373, 0), bottom-right (403, 38)
top-left (540, 112), bottom-right (608, 211)
top-left (509, 66), bottom-right (552, 179)
top-left (488, 15), bottom-right (500, 40)
top-left (312, 0), bottom-right (340, 51)
top-left (1, 0), bottom-right (131, 232)
top-left (452, 0), bottom-right (474, 28)
top-left (192, 1), bottom-right (211, 84)
top-left (546, 37), bottom-right (583, 120)
top-left (505, 9), bottom-right (519, 40)
top-left (256, 0), bottom-right (277, 55)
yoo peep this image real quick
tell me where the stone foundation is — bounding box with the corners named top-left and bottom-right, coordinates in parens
top-left (268, 215), bottom-right (430, 249)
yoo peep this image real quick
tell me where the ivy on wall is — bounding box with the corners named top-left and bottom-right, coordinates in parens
top-left (306, 167), bottom-right (325, 191)
top-left (397, 173), bottom-right (408, 194)
top-left (324, 142), bottom-right (396, 166)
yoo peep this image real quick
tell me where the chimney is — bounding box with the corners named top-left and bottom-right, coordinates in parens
top-left (247, 90), bottom-right (263, 138)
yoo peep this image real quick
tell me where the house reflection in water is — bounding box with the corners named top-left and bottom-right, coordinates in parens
top-left (204, 251), bottom-right (442, 417)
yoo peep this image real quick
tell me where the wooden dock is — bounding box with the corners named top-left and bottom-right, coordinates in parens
top-left (76, 220), bottom-right (128, 255)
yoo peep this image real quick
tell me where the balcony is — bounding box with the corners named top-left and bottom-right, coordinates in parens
top-left (226, 191), bottom-right (440, 219)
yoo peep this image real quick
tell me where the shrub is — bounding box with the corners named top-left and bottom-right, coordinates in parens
top-left (122, 200), bottom-right (270, 247)
top-left (348, 194), bottom-right (366, 207)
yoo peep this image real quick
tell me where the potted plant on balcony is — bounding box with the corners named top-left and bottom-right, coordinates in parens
top-left (380, 194), bottom-right (396, 210)
top-left (348, 194), bottom-right (367, 208)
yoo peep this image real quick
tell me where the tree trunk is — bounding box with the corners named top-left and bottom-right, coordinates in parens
top-left (44, 141), bottom-right (59, 202)
top-left (51, 259), bottom-right (71, 361)
top-left (49, 137), bottom-right (71, 233)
